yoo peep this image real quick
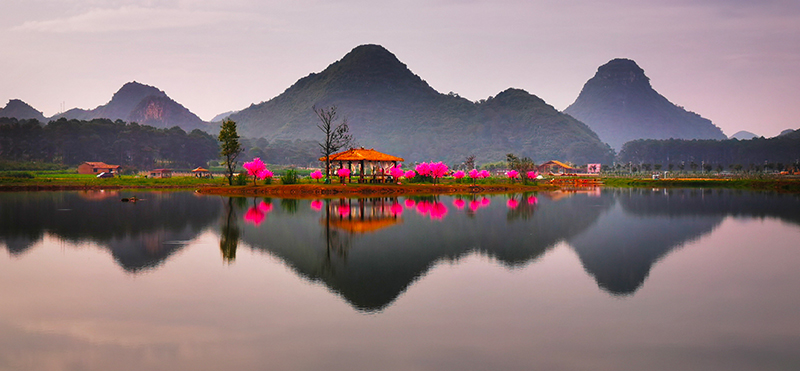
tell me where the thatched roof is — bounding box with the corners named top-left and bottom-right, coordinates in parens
top-left (320, 147), bottom-right (404, 162)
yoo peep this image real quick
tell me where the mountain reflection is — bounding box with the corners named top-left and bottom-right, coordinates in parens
top-left (235, 193), bottom-right (614, 311)
top-left (569, 188), bottom-right (800, 295)
top-left (0, 191), bottom-right (222, 272)
top-left (3, 189), bottom-right (799, 311)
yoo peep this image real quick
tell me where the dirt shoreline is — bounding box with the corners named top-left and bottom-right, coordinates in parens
top-left (196, 183), bottom-right (559, 198)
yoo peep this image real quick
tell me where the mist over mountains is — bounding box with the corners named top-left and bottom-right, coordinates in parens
top-left (227, 44), bottom-right (614, 164)
top-left (564, 58), bottom-right (727, 151)
top-left (2, 45), bottom-right (756, 166)
top-left (50, 81), bottom-right (212, 132)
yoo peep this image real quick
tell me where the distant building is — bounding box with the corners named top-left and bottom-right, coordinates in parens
top-left (149, 169), bottom-right (173, 178)
top-left (192, 167), bottom-right (212, 178)
top-left (77, 162), bottom-right (121, 176)
top-left (537, 160), bottom-right (577, 175)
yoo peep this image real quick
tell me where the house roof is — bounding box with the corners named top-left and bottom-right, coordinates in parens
top-left (538, 160), bottom-right (576, 170)
top-left (82, 162), bottom-right (120, 169)
top-left (319, 147), bottom-right (404, 162)
top-left (326, 217), bottom-right (402, 234)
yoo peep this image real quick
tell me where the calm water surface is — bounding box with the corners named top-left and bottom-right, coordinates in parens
top-left (1, 189), bottom-right (799, 370)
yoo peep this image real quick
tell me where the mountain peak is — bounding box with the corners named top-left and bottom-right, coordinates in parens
top-left (110, 81), bottom-right (167, 104)
top-left (596, 58), bottom-right (648, 82)
top-left (565, 58), bottom-right (726, 150)
top-left (0, 99), bottom-right (46, 121)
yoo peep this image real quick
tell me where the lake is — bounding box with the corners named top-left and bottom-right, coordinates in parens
top-left (1, 189), bottom-right (799, 371)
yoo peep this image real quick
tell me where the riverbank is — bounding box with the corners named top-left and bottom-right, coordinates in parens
top-left (196, 183), bottom-right (558, 198)
top-left (3, 176), bottom-right (799, 195)
top-left (602, 177), bottom-right (800, 193)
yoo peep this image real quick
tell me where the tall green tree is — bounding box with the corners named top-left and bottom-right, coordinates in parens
top-left (314, 105), bottom-right (353, 183)
top-left (218, 118), bottom-right (243, 185)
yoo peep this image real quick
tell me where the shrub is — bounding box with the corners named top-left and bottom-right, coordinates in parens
top-left (281, 169), bottom-right (299, 185)
top-left (3, 171), bottom-right (35, 179)
top-left (234, 172), bottom-right (248, 185)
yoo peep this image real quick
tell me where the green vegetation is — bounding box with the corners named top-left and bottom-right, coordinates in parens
top-left (0, 171), bottom-right (226, 187)
top-left (218, 118), bottom-right (243, 186)
top-left (617, 131), bottom-right (800, 173)
top-left (226, 45), bottom-right (615, 165)
top-left (280, 169), bottom-right (300, 185)
top-left (0, 117), bottom-right (219, 170)
top-left (602, 177), bottom-right (800, 193)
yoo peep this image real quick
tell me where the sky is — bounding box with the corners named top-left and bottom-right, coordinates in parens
top-left (2, 0), bottom-right (799, 137)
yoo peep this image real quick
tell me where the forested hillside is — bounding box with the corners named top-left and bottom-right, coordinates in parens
top-left (618, 130), bottom-right (800, 171)
top-left (0, 118), bottom-right (219, 171)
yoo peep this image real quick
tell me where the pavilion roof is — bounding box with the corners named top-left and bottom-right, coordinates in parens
top-left (327, 218), bottom-right (402, 234)
top-left (538, 160), bottom-right (577, 169)
top-left (192, 167), bottom-right (210, 172)
top-left (319, 147), bottom-right (404, 162)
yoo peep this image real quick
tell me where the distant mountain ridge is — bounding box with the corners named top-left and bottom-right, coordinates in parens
top-left (0, 99), bottom-right (46, 122)
top-left (565, 58), bottom-right (726, 150)
top-left (730, 130), bottom-right (758, 140)
top-left (228, 44), bottom-right (614, 164)
top-left (52, 82), bottom-right (212, 132)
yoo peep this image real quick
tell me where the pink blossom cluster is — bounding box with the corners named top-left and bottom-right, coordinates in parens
top-left (242, 158), bottom-right (273, 184)
top-left (310, 170), bottom-right (323, 181)
top-left (403, 198), bottom-right (449, 220)
top-left (468, 196), bottom-right (491, 212)
top-left (453, 170), bottom-right (465, 179)
top-left (506, 170), bottom-right (519, 179)
top-left (468, 169), bottom-right (491, 181)
top-left (243, 201), bottom-right (273, 226)
top-left (337, 168), bottom-right (351, 177)
top-left (389, 166), bottom-right (405, 179)
top-left (415, 162), bottom-right (449, 181)
top-left (526, 171), bottom-right (539, 180)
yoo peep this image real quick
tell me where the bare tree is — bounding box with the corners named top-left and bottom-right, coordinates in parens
top-left (314, 105), bottom-right (353, 183)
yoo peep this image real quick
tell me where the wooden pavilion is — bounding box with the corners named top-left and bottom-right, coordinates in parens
top-left (536, 160), bottom-right (578, 175)
top-left (192, 167), bottom-right (212, 178)
top-left (324, 198), bottom-right (402, 234)
top-left (319, 147), bottom-right (404, 183)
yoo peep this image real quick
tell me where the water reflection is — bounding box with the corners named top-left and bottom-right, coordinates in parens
top-left (2, 189), bottom-right (799, 310)
top-left (0, 191), bottom-right (222, 272)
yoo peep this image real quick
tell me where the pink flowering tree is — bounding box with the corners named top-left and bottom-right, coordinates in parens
top-left (257, 168), bottom-right (273, 184)
top-left (389, 166), bottom-right (405, 183)
top-left (468, 169), bottom-right (480, 185)
top-left (526, 170), bottom-right (539, 181)
top-left (404, 170), bottom-right (416, 179)
top-left (429, 162), bottom-right (449, 184)
top-left (453, 170), bottom-right (465, 183)
top-left (243, 157), bottom-right (267, 185)
top-left (337, 168), bottom-right (351, 183)
top-left (415, 162), bottom-right (432, 182)
top-left (506, 170), bottom-right (519, 183)
top-left (479, 169), bottom-right (491, 179)
top-left (310, 170), bottom-right (323, 183)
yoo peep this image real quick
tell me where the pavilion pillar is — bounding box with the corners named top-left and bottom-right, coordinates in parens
top-left (360, 160), bottom-right (365, 183)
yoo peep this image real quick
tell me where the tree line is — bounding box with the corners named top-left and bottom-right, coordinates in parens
top-left (617, 132), bottom-right (800, 172)
top-left (0, 117), bottom-right (219, 171)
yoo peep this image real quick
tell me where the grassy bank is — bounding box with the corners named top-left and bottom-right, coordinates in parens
top-left (601, 177), bottom-right (800, 193)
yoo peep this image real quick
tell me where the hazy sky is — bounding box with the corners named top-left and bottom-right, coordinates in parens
top-left (2, 0), bottom-right (799, 137)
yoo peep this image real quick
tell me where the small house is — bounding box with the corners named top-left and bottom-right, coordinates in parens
top-left (77, 162), bottom-right (121, 176)
top-left (149, 169), bottom-right (173, 178)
